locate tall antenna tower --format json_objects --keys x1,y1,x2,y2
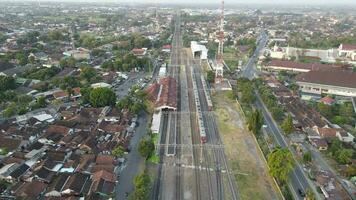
[{"x1": 215, "y1": 0, "x2": 224, "y2": 81}]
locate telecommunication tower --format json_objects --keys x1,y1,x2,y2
[{"x1": 215, "y1": 0, "x2": 224, "y2": 82}]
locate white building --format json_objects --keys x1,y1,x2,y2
[
  {"x1": 151, "y1": 111, "x2": 161, "y2": 134},
  {"x1": 191, "y1": 41, "x2": 208, "y2": 60},
  {"x1": 91, "y1": 82, "x2": 112, "y2": 89}
]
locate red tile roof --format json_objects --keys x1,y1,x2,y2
[
  {"x1": 146, "y1": 77, "x2": 177, "y2": 110},
  {"x1": 46, "y1": 125, "x2": 70, "y2": 135},
  {"x1": 131, "y1": 48, "x2": 146, "y2": 56},
  {"x1": 92, "y1": 170, "x2": 116, "y2": 183},
  {"x1": 95, "y1": 155, "x2": 115, "y2": 165},
  {"x1": 15, "y1": 181, "x2": 47, "y2": 199},
  {"x1": 320, "y1": 96, "x2": 335, "y2": 105},
  {"x1": 340, "y1": 44, "x2": 356, "y2": 51},
  {"x1": 317, "y1": 127, "x2": 347, "y2": 138},
  {"x1": 162, "y1": 44, "x2": 172, "y2": 49},
  {"x1": 296, "y1": 70, "x2": 356, "y2": 89},
  {"x1": 267, "y1": 60, "x2": 340, "y2": 71}
]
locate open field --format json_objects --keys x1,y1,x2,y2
[{"x1": 212, "y1": 91, "x2": 283, "y2": 200}]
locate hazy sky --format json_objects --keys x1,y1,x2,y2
[{"x1": 14, "y1": 0, "x2": 356, "y2": 4}]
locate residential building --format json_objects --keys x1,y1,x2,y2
[{"x1": 296, "y1": 71, "x2": 356, "y2": 98}]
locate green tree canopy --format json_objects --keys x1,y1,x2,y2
[
  {"x1": 80, "y1": 66, "x2": 97, "y2": 83},
  {"x1": 0, "y1": 76, "x2": 16, "y2": 91},
  {"x1": 89, "y1": 87, "x2": 116, "y2": 107},
  {"x1": 129, "y1": 170, "x2": 151, "y2": 200},
  {"x1": 335, "y1": 149, "x2": 353, "y2": 164},
  {"x1": 59, "y1": 76, "x2": 80, "y2": 91},
  {"x1": 60, "y1": 57, "x2": 76, "y2": 68},
  {"x1": 206, "y1": 70, "x2": 215, "y2": 83},
  {"x1": 112, "y1": 145, "x2": 125, "y2": 157},
  {"x1": 303, "y1": 151, "x2": 312, "y2": 164},
  {"x1": 267, "y1": 148, "x2": 295, "y2": 182},
  {"x1": 138, "y1": 138, "x2": 155, "y2": 159},
  {"x1": 281, "y1": 114, "x2": 294, "y2": 134},
  {"x1": 247, "y1": 109, "x2": 264, "y2": 135}
]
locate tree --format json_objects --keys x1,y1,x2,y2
[
  {"x1": 241, "y1": 86, "x2": 255, "y2": 104},
  {"x1": 267, "y1": 148, "x2": 295, "y2": 182},
  {"x1": 89, "y1": 87, "x2": 116, "y2": 107},
  {"x1": 281, "y1": 114, "x2": 294, "y2": 134},
  {"x1": 329, "y1": 138, "x2": 342, "y2": 155},
  {"x1": 59, "y1": 57, "x2": 76, "y2": 68},
  {"x1": 112, "y1": 145, "x2": 125, "y2": 157},
  {"x1": 317, "y1": 103, "x2": 333, "y2": 118},
  {"x1": 80, "y1": 66, "x2": 96, "y2": 83},
  {"x1": 306, "y1": 188, "x2": 316, "y2": 200},
  {"x1": 335, "y1": 149, "x2": 353, "y2": 164},
  {"x1": 271, "y1": 106, "x2": 284, "y2": 122},
  {"x1": 345, "y1": 165, "x2": 356, "y2": 177},
  {"x1": 339, "y1": 103, "x2": 354, "y2": 121},
  {"x1": 3, "y1": 103, "x2": 17, "y2": 118},
  {"x1": 247, "y1": 109, "x2": 264, "y2": 135},
  {"x1": 31, "y1": 96, "x2": 47, "y2": 109},
  {"x1": 16, "y1": 52, "x2": 28, "y2": 66},
  {"x1": 28, "y1": 55, "x2": 36, "y2": 64},
  {"x1": 60, "y1": 76, "x2": 80, "y2": 91},
  {"x1": 129, "y1": 171, "x2": 151, "y2": 200},
  {"x1": 0, "y1": 75, "x2": 16, "y2": 91},
  {"x1": 138, "y1": 138, "x2": 155, "y2": 159},
  {"x1": 206, "y1": 70, "x2": 215, "y2": 83},
  {"x1": 80, "y1": 87, "x2": 92, "y2": 104},
  {"x1": 101, "y1": 60, "x2": 115, "y2": 70},
  {"x1": 303, "y1": 151, "x2": 312, "y2": 164}
]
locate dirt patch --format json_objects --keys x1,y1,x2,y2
[{"x1": 213, "y1": 91, "x2": 283, "y2": 200}]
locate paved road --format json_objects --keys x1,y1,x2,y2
[
  {"x1": 241, "y1": 31, "x2": 268, "y2": 79},
  {"x1": 115, "y1": 112, "x2": 148, "y2": 200},
  {"x1": 114, "y1": 72, "x2": 146, "y2": 99},
  {"x1": 255, "y1": 94, "x2": 314, "y2": 200},
  {"x1": 241, "y1": 31, "x2": 321, "y2": 200}
]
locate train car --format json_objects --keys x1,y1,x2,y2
[
  {"x1": 201, "y1": 75, "x2": 213, "y2": 111},
  {"x1": 192, "y1": 70, "x2": 208, "y2": 144}
]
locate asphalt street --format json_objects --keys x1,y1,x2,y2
[
  {"x1": 115, "y1": 112, "x2": 148, "y2": 200},
  {"x1": 241, "y1": 31, "x2": 321, "y2": 200}
]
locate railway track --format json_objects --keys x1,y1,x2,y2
[
  {"x1": 153, "y1": 112, "x2": 169, "y2": 200},
  {"x1": 192, "y1": 58, "x2": 239, "y2": 200},
  {"x1": 185, "y1": 52, "x2": 202, "y2": 200}
]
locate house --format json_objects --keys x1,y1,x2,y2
[
  {"x1": 131, "y1": 48, "x2": 147, "y2": 57},
  {"x1": 61, "y1": 173, "x2": 92, "y2": 196},
  {"x1": 313, "y1": 126, "x2": 354, "y2": 143},
  {"x1": 319, "y1": 96, "x2": 335, "y2": 105},
  {"x1": 8, "y1": 163, "x2": 30, "y2": 181},
  {"x1": 338, "y1": 44, "x2": 356, "y2": 61},
  {"x1": 90, "y1": 170, "x2": 117, "y2": 195},
  {"x1": 0, "y1": 163, "x2": 19, "y2": 179},
  {"x1": 63, "y1": 48, "x2": 90, "y2": 60},
  {"x1": 53, "y1": 87, "x2": 81, "y2": 100},
  {"x1": 162, "y1": 44, "x2": 171, "y2": 53},
  {"x1": 91, "y1": 82, "x2": 112, "y2": 89},
  {"x1": 12, "y1": 180, "x2": 47, "y2": 199},
  {"x1": 309, "y1": 137, "x2": 328, "y2": 151}
]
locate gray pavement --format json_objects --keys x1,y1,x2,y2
[
  {"x1": 115, "y1": 111, "x2": 148, "y2": 200},
  {"x1": 255, "y1": 92, "x2": 321, "y2": 200},
  {"x1": 241, "y1": 31, "x2": 321, "y2": 200}
]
